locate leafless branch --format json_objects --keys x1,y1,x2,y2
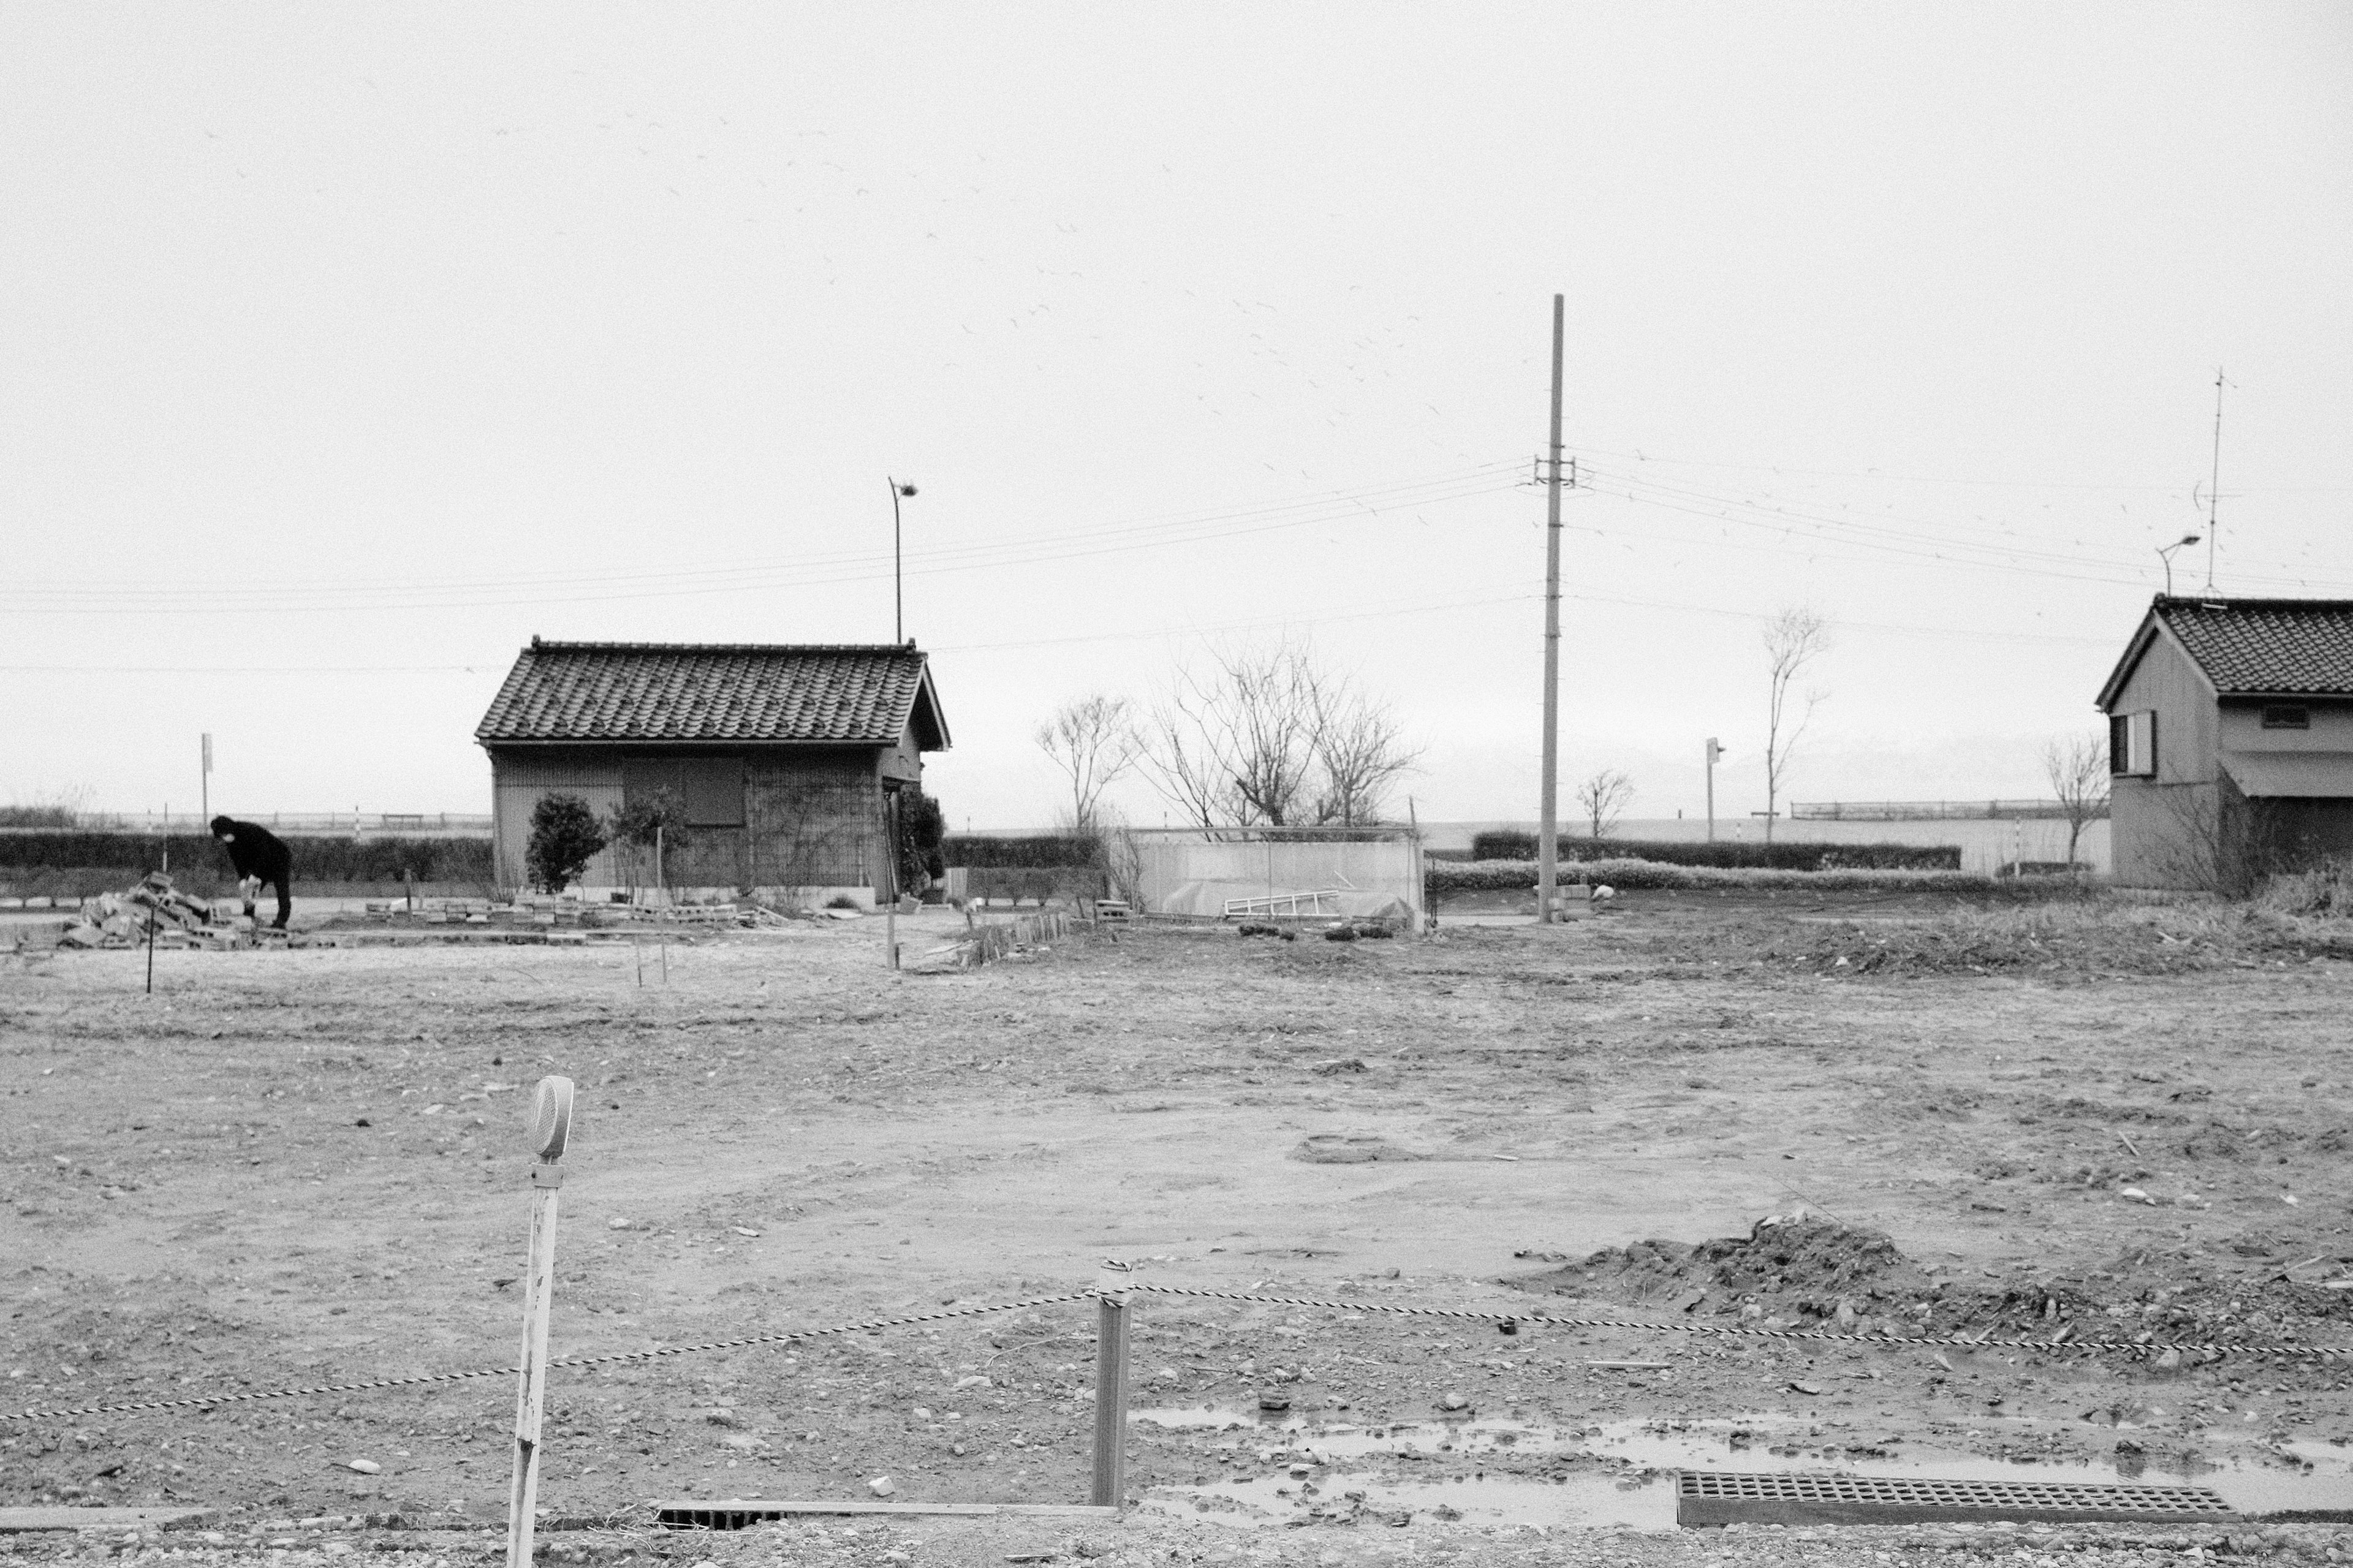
[
  {"x1": 1760, "y1": 606, "x2": 1832, "y2": 843},
  {"x1": 1575, "y1": 768, "x2": 1635, "y2": 839}
]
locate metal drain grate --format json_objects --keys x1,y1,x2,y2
[{"x1": 1677, "y1": 1471, "x2": 2237, "y2": 1528}]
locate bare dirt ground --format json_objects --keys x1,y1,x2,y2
[{"x1": 6, "y1": 893, "x2": 2353, "y2": 1566}]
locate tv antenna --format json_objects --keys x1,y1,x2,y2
[{"x1": 2194, "y1": 368, "x2": 2229, "y2": 591}]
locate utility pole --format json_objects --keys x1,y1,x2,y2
[
  {"x1": 1537, "y1": 294, "x2": 1567, "y2": 924},
  {"x1": 1705, "y1": 738, "x2": 1722, "y2": 843},
  {"x1": 888, "y1": 479, "x2": 918, "y2": 643},
  {"x1": 200, "y1": 733, "x2": 212, "y2": 825}
]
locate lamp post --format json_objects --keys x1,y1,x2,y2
[
  {"x1": 888, "y1": 479, "x2": 918, "y2": 643},
  {"x1": 1705, "y1": 738, "x2": 1724, "y2": 843},
  {"x1": 2156, "y1": 534, "x2": 2202, "y2": 596}
]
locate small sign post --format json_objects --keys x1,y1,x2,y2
[{"x1": 506, "y1": 1076, "x2": 574, "y2": 1568}]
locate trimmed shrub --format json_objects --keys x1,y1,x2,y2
[
  {"x1": 942, "y1": 834, "x2": 1101, "y2": 869},
  {"x1": 1428, "y1": 857, "x2": 2052, "y2": 895},
  {"x1": 0, "y1": 830, "x2": 493, "y2": 882},
  {"x1": 1464, "y1": 832, "x2": 1959, "y2": 871},
  {"x1": 528, "y1": 795, "x2": 607, "y2": 894}
]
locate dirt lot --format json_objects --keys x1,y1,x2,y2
[{"x1": 5, "y1": 893, "x2": 2353, "y2": 1565}]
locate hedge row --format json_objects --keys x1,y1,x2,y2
[
  {"x1": 1466, "y1": 832, "x2": 1961, "y2": 871},
  {"x1": 1430, "y1": 857, "x2": 2021, "y2": 894},
  {"x1": 0, "y1": 831, "x2": 494, "y2": 882},
  {"x1": 941, "y1": 835, "x2": 1101, "y2": 869}
]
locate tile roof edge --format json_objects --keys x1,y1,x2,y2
[
  {"x1": 521, "y1": 640, "x2": 928, "y2": 655},
  {"x1": 2154, "y1": 596, "x2": 2353, "y2": 613}
]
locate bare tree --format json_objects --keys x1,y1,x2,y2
[
  {"x1": 1576, "y1": 768, "x2": 1635, "y2": 840},
  {"x1": 1308, "y1": 678, "x2": 1421, "y2": 826},
  {"x1": 1760, "y1": 607, "x2": 1832, "y2": 843},
  {"x1": 2042, "y1": 733, "x2": 2110, "y2": 870},
  {"x1": 1035, "y1": 694, "x2": 1142, "y2": 835},
  {"x1": 1139, "y1": 643, "x2": 1417, "y2": 828}
]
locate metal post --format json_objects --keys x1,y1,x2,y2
[
  {"x1": 1090, "y1": 1260, "x2": 1134, "y2": 1509},
  {"x1": 507, "y1": 1077, "x2": 573, "y2": 1568},
  {"x1": 1537, "y1": 294, "x2": 1566, "y2": 923}
]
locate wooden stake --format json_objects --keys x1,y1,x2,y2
[
  {"x1": 507, "y1": 1077, "x2": 574, "y2": 1568},
  {"x1": 1090, "y1": 1261, "x2": 1134, "y2": 1510},
  {"x1": 144, "y1": 898, "x2": 156, "y2": 994},
  {"x1": 634, "y1": 940, "x2": 643, "y2": 988}
]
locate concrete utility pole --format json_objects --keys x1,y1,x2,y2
[{"x1": 1537, "y1": 295, "x2": 1566, "y2": 923}]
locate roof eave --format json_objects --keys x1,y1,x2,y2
[{"x1": 480, "y1": 735, "x2": 906, "y2": 748}]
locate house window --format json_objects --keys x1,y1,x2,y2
[
  {"x1": 2262, "y1": 705, "x2": 2311, "y2": 730},
  {"x1": 2110, "y1": 710, "x2": 2156, "y2": 777}
]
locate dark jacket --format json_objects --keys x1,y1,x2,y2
[{"x1": 210, "y1": 817, "x2": 294, "y2": 883}]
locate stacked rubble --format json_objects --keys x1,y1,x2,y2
[{"x1": 56, "y1": 873, "x2": 250, "y2": 950}]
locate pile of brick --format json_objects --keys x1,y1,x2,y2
[{"x1": 56, "y1": 873, "x2": 247, "y2": 950}]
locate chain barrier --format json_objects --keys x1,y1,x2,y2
[
  {"x1": 8, "y1": 1270, "x2": 2336, "y2": 1428},
  {"x1": 0, "y1": 1290, "x2": 1095, "y2": 1425},
  {"x1": 1123, "y1": 1281, "x2": 2349, "y2": 1362}
]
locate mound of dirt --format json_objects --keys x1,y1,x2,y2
[
  {"x1": 1510, "y1": 1216, "x2": 2353, "y2": 1353},
  {"x1": 1776, "y1": 922, "x2": 2226, "y2": 977},
  {"x1": 1514, "y1": 1216, "x2": 1934, "y2": 1327}
]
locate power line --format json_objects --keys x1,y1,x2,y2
[{"x1": 1, "y1": 461, "x2": 1528, "y2": 612}]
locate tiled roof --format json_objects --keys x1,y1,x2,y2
[
  {"x1": 2156, "y1": 598, "x2": 2353, "y2": 695},
  {"x1": 475, "y1": 641, "x2": 949, "y2": 748}
]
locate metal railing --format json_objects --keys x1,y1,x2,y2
[{"x1": 1792, "y1": 800, "x2": 2105, "y2": 822}]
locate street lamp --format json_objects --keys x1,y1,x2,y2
[
  {"x1": 1705, "y1": 738, "x2": 1724, "y2": 843},
  {"x1": 888, "y1": 479, "x2": 919, "y2": 644},
  {"x1": 2156, "y1": 534, "x2": 2202, "y2": 596}
]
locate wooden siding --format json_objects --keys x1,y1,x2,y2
[
  {"x1": 488, "y1": 744, "x2": 892, "y2": 895},
  {"x1": 489, "y1": 752, "x2": 625, "y2": 889},
  {"x1": 2107, "y1": 626, "x2": 2220, "y2": 888},
  {"x1": 2218, "y1": 698, "x2": 2353, "y2": 754}
]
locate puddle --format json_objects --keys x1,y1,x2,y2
[{"x1": 1134, "y1": 1407, "x2": 2353, "y2": 1531}]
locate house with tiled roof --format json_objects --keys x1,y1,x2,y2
[
  {"x1": 2096, "y1": 597, "x2": 2353, "y2": 888},
  {"x1": 475, "y1": 640, "x2": 949, "y2": 901}
]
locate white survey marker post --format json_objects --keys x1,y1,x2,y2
[{"x1": 507, "y1": 1075, "x2": 574, "y2": 1568}]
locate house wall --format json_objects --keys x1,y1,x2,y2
[
  {"x1": 746, "y1": 750, "x2": 890, "y2": 896},
  {"x1": 489, "y1": 752, "x2": 626, "y2": 889},
  {"x1": 2218, "y1": 699, "x2": 2353, "y2": 752},
  {"x1": 877, "y1": 724, "x2": 926, "y2": 786},
  {"x1": 2107, "y1": 629, "x2": 2221, "y2": 888},
  {"x1": 488, "y1": 744, "x2": 893, "y2": 896}
]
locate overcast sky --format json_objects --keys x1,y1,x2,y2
[{"x1": 6, "y1": 5, "x2": 2349, "y2": 828}]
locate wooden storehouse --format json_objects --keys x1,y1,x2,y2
[{"x1": 475, "y1": 639, "x2": 949, "y2": 903}]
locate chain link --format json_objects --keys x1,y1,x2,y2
[
  {"x1": 0, "y1": 1291, "x2": 1094, "y2": 1425},
  {"x1": 10, "y1": 1270, "x2": 2336, "y2": 1428}
]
